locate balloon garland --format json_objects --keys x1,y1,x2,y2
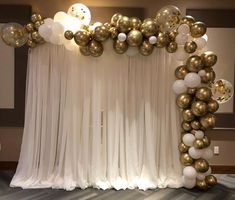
[{"x1": 0, "y1": 4, "x2": 234, "y2": 190}]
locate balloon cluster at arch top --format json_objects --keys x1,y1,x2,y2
[{"x1": 0, "y1": 4, "x2": 234, "y2": 190}]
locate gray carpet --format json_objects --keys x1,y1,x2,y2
[{"x1": 0, "y1": 171, "x2": 235, "y2": 200}]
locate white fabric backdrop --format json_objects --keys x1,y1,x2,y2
[{"x1": 10, "y1": 41, "x2": 183, "y2": 191}]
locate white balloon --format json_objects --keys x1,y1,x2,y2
[
  {"x1": 64, "y1": 40, "x2": 77, "y2": 51},
  {"x1": 195, "y1": 130, "x2": 204, "y2": 139},
  {"x1": 197, "y1": 173, "x2": 205, "y2": 180},
  {"x1": 178, "y1": 24, "x2": 190, "y2": 35},
  {"x1": 183, "y1": 166, "x2": 197, "y2": 179},
  {"x1": 194, "y1": 37, "x2": 206, "y2": 49},
  {"x1": 183, "y1": 133, "x2": 195, "y2": 147},
  {"x1": 44, "y1": 18, "x2": 54, "y2": 25},
  {"x1": 51, "y1": 22, "x2": 64, "y2": 35},
  {"x1": 90, "y1": 22, "x2": 103, "y2": 31},
  {"x1": 203, "y1": 167, "x2": 212, "y2": 176},
  {"x1": 38, "y1": 24, "x2": 52, "y2": 42},
  {"x1": 62, "y1": 16, "x2": 81, "y2": 32},
  {"x1": 118, "y1": 33, "x2": 127, "y2": 42},
  {"x1": 50, "y1": 34, "x2": 63, "y2": 45},
  {"x1": 174, "y1": 47, "x2": 189, "y2": 61},
  {"x1": 149, "y1": 36, "x2": 157, "y2": 44},
  {"x1": 183, "y1": 176, "x2": 196, "y2": 189},
  {"x1": 198, "y1": 70, "x2": 206, "y2": 77},
  {"x1": 54, "y1": 11, "x2": 67, "y2": 23},
  {"x1": 175, "y1": 34, "x2": 188, "y2": 45},
  {"x1": 202, "y1": 34, "x2": 208, "y2": 42},
  {"x1": 126, "y1": 47, "x2": 138, "y2": 56},
  {"x1": 202, "y1": 148, "x2": 213, "y2": 160},
  {"x1": 184, "y1": 72, "x2": 201, "y2": 88},
  {"x1": 172, "y1": 80, "x2": 187, "y2": 94},
  {"x1": 188, "y1": 146, "x2": 202, "y2": 159}
]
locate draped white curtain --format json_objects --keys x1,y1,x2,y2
[{"x1": 10, "y1": 42, "x2": 183, "y2": 191}]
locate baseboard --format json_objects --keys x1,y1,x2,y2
[
  {"x1": 211, "y1": 165, "x2": 235, "y2": 174},
  {"x1": 0, "y1": 161, "x2": 18, "y2": 171}
]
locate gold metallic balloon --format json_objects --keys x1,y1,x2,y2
[
  {"x1": 190, "y1": 22, "x2": 207, "y2": 38},
  {"x1": 180, "y1": 15, "x2": 195, "y2": 27},
  {"x1": 201, "y1": 68, "x2": 216, "y2": 84},
  {"x1": 31, "y1": 31, "x2": 43, "y2": 43},
  {"x1": 103, "y1": 22, "x2": 111, "y2": 30},
  {"x1": 202, "y1": 136, "x2": 211, "y2": 148},
  {"x1": 34, "y1": 20, "x2": 44, "y2": 30},
  {"x1": 127, "y1": 29, "x2": 143, "y2": 47},
  {"x1": 31, "y1": 13, "x2": 42, "y2": 23},
  {"x1": 205, "y1": 175, "x2": 217, "y2": 186},
  {"x1": 175, "y1": 65, "x2": 189, "y2": 79},
  {"x1": 191, "y1": 120, "x2": 201, "y2": 130},
  {"x1": 201, "y1": 51, "x2": 217, "y2": 67},
  {"x1": 196, "y1": 179, "x2": 208, "y2": 190},
  {"x1": 25, "y1": 22, "x2": 35, "y2": 33},
  {"x1": 109, "y1": 27, "x2": 119, "y2": 39},
  {"x1": 194, "y1": 139, "x2": 204, "y2": 149},
  {"x1": 94, "y1": 25, "x2": 110, "y2": 42},
  {"x1": 113, "y1": 39, "x2": 128, "y2": 54},
  {"x1": 111, "y1": 13, "x2": 123, "y2": 27},
  {"x1": 139, "y1": 40, "x2": 154, "y2": 56},
  {"x1": 187, "y1": 88, "x2": 197, "y2": 95},
  {"x1": 141, "y1": 18, "x2": 158, "y2": 37},
  {"x1": 196, "y1": 87, "x2": 212, "y2": 102},
  {"x1": 117, "y1": 16, "x2": 130, "y2": 33},
  {"x1": 64, "y1": 30, "x2": 74, "y2": 40},
  {"x1": 180, "y1": 153, "x2": 194, "y2": 166},
  {"x1": 168, "y1": 30, "x2": 178, "y2": 41},
  {"x1": 130, "y1": 17, "x2": 142, "y2": 30},
  {"x1": 155, "y1": 32, "x2": 169, "y2": 48},
  {"x1": 182, "y1": 109, "x2": 195, "y2": 122},
  {"x1": 178, "y1": 142, "x2": 189, "y2": 153},
  {"x1": 89, "y1": 40, "x2": 103, "y2": 57},
  {"x1": 184, "y1": 41, "x2": 197, "y2": 53},
  {"x1": 186, "y1": 55, "x2": 203, "y2": 72},
  {"x1": 191, "y1": 101, "x2": 208, "y2": 117},
  {"x1": 166, "y1": 41, "x2": 177, "y2": 53},
  {"x1": 200, "y1": 113, "x2": 216, "y2": 130},
  {"x1": 74, "y1": 30, "x2": 91, "y2": 46},
  {"x1": 194, "y1": 158, "x2": 209, "y2": 173},
  {"x1": 27, "y1": 39, "x2": 37, "y2": 48},
  {"x1": 207, "y1": 99, "x2": 219, "y2": 113},
  {"x1": 79, "y1": 46, "x2": 91, "y2": 56},
  {"x1": 182, "y1": 121, "x2": 192, "y2": 132},
  {"x1": 176, "y1": 93, "x2": 192, "y2": 109}
]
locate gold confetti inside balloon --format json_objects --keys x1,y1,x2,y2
[{"x1": 211, "y1": 79, "x2": 234, "y2": 104}]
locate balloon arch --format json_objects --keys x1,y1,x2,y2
[{"x1": 1, "y1": 4, "x2": 234, "y2": 190}]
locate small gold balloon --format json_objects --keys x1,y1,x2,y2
[
  {"x1": 155, "y1": 32, "x2": 169, "y2": 48},
  {"x1": 94, "y1": 25, "x2": 110, "y2": 42},
  {"x1": 109, "y1": 27, "x2": 119, "y2": 39},
  {"x1": 196, "y1": 179, "x2": 208, "y2": 190},
  {"x1": 187, "y1": 88, "x2": 197, "y2": 95},
  {"x1": 194, "y1": 158, "x2": 209, "y2": 173},
  {"x1": 31, "y1": 31, "x2": 43, "y2": 43},
  {"x1": 202, "y1": 136, "x2": 211, "y2": 148},
  {"x1": 74, "y1": 30, "x2": 91, "y2": 46},
  {"x1": 191, "y1": 21, "x2": 207, "y2": 38},
  {"x1": 201, "y1": 68, "x2": 216, "y2": 84},
  {"x1": 139, "y1": 40, "x2": 154, "y2": 56},
  {"x1": 111, "y1": 13, "x2": 123, "y2": 27},
  {"x1": 176, "y1": 93, "x2": 192, "y2": 109},
  {"x1": 166, "y1": 41, "x2": 177, "y2": 53},
  {"x1": 64, "y1": 30, "x2": 74, "y2": 40},
  {"x1": 89, "y1": 40, "x2": 103, "y2": 57},
  {"x1": 207, "y1": 99, "x2": 219, "y2": 113},
  {"x1": 191, "y1": 120, "x2": 201, "y2": 130},
  {"x1": 141, "y1": 18, "x2": 158, "y2": 37},
  {"x1": 194, "y1": 139, "x2": 204, "y2": 149},
  {"x1": 201, "y1": 51, "x2": 217, "y2": 67},
  {"x1": 180, "y1": 15, "x2": 195, "y2": 27},
  {"x1": 103, "y1": 22, "x2": 111, "y2": 29},
  {"x1": 186, "y1": 55, "x2": 203, "y2": 72},
  {"x1": 79, "y1": 46, "x2": 91, "y2": 56},
  {"x1": 130, "y1": 17, "x2": 142, "y2": 30},
  {"x1": 200, "y1": 113, "x2": 216, "y2": 130},
  {"x1": 25, "y1": 23, "x2": 35, "y2": 33},
  {"x1": 205, "y1": 175, "x2": 217, "y2": 186},
  {"x1": 34, "y1": 20, "x2": 44, "y2": 30},
  {"x1": 127, "y1": 29, "x2": 143, "y2": 47},
  {"x1": 178, "y1": 142, "x2": 189, "y2": 153},
  {"x1": 168, "y1": 30, "x2": 178, "y2": 41},
  {"x1": 191, "y1": 101, "x2": 208, "y2": 117},
  {"x1": 180, "y1": 153, "x2": 194, "y2": 166},
  {"x1": 196, "y1": 87, "x2": 212, "y2": 102},
  {"x1": 113, "y1": 39, "x2": 128, "y2": 54},
  {"x1": 184, "y1": 41, "x2": 197, "y2": 53},
  {"x1": 182, "y1": 109, "x2": 195, "y2": 122},
  {"x1": 27, "y1": 39, "x2": 37, "y2": 48},
  {"x1": 117, "y1": 16, "x2": 130, "y2": 33},
  {"x1": 175, "y1": 65, "x2": 189, "y2": 79},
  {"x1": 31, "y1": 13, "x2": 42, "y2": 23},
  {"x1": 182, "y1": 121, "x2": 192, "y2": 132}
]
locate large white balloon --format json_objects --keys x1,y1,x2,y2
[
  {"x1": 172, "y1": 80, "x2": 187, "y2": 94},
  {"x1": 44, "y1": 18, "x2": 54, "y2": 25},
  {"x1": 50, "y1": 34, "x2": 63, "y2": 45},
  {"x1": 118, "y1": 33, "x2": 127, "y2": 42},
  {"x1": 38, "y1": 24, "x2": 52, "y2": 42},
  {"x1": 197, "y1": 173, "x2": 205, "y2": 181},
  {"x1": 178, "y1": 24, "x2": 190, "y2": 35},
  {"x1": 51, "y1": 22, "x2": 64, "y2": 35},
  {"x1": 195, "y1": 130, "x2": 204, "y2": 139},
  {"x1": 194, "y1": 37, "x2": 207, "y2": 49},
  {"x1": 174, "y1": 47, "x2": 189, "y2": 61},
  {"x1": 183, "y1": 133, "x2": 195, "y2": 147},
  {"x1": 183, "y1": 166, "x2": 197, "y2": 179},
  {"x1": 126, "y1": 47, "x2": 139, "y2": 56},
  {"x1": 175, "y1": 34, "x2": 188, "y2": 45},
  {"x1": 54, "y1": 11, "x2": 67, "y2": 23},
  {"x1": 188, "y1": 146, "x2": 202, "y2": 159},
  {"x1": 202, "y1": 148, "x2": 213, "y2": 160},
  {"x1": 183, "y1": 176, "x2": 196, "y2": 189},
  {"x1": 184, "y1": 72, "x2": 201, "y2": 88}
]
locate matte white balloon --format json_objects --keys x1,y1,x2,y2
[
  {"x1": 203, "y1": 167, "x2": 212, "y2": 176},
  {"x1": 195, "y1": 130, "x2": 204, "y2": 139},
  {"x1": 44, "y1": 18, "x2": 54, "y2": 25},
  {"x1": 50, "y1": 34, "x2": 63, "y2": 45},
  {"x1": 51, "y1": 22, "x2": 64, "y2": 35},
  {"x1": 184, "y1": 72, "x2": 201, "y2": 88},
  {"x1": 202, "y1": 34, "x2": 208, "y2": 42},
  {"x1": 202, "y1": 148, "x2": 213, "y2": 160},
  {"x1": 178, "y1": 24, "x2": 190, "y2": 35},
  {"x1": 149, "y1": 36, "x2": 157, "y2": 44},
  {"x1": 194, "y1": 37, "x2": 206, "y2": 49},
  {"x1": 38, "y1": 24, "x2": 52, "y2": 42},
  {"x1": 174, "y1": 47, "x2": 189, "y2": 61},
  {"x1": 175, "y1": 34, "x2": 188, "y2": 45},
  {"x1": 54, "y1": 11, "x2": 67, "y2": 23},
  {"x1": 188, "y1": 146, "x2": 202, "y2": 159},
  {"x1": 90, "y1": 22, "x2": 103, "y2": 31},
  {"x1": 183, "y1": 133, "x2": 195, "y2": 147},
  {"x1": 172, "y1": 80, "x2": 187, "y2": 94},
  {"x1": 183, "y1": 176, "x2": 196, "y2": 189},
  {"x1": 183, "y1": 166, "x2": 197, "y2": 179},
  {"x1": 197, "y1": 173, "x2": 205, "y2": 181},
  {"x1": 198, "y1": 70, "x2": 206, "y2": 77},
  {"x1": 118, "y1": 33, "x2": 127, "y2": 42}
]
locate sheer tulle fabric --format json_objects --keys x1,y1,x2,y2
[{"x1": 10, "y1": 42, "x2": 183, "y2": 191}]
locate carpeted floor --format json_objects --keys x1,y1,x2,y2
[{"x1": 0, "y1": 171, "x2": 235, "y2": 200}]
